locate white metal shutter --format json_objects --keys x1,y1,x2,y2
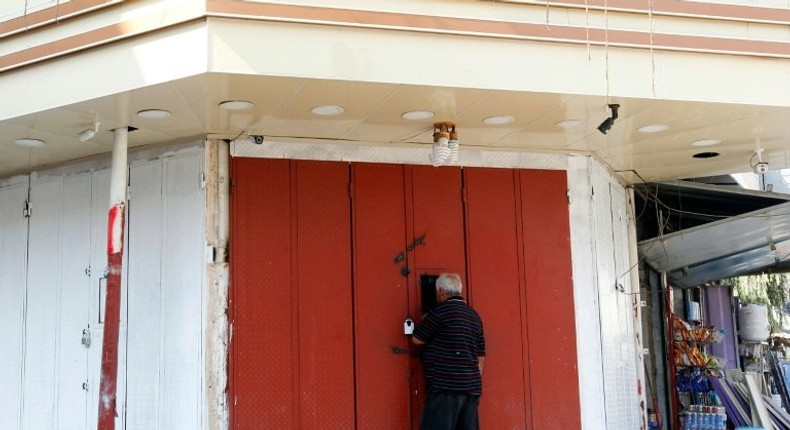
[
  {"x1": 568, "y1": 157, "x2": 642, "y2": 430},
  {"x1": 0, "y1": 178, "x2": 29, "y2": 430},
  {"x1": 591, "y1": 163, "x2": 641, "y2": 430},
  {"x1": 125, "y1": 151, "x2": 205, "y2": 430},
  {"x1": 57, "y1": 174, "x2": 93, "y2": 428},
  {"x1": 1, "y1": 145, "x2": 205, "y2": 430}
]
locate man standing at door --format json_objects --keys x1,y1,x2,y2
[{"x1": 412, "y1": 273, "x2": 486, "y2": 430}]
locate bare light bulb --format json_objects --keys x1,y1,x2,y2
[
  {"x1": 448, "y1": 138, "x2": 459, "y2": 164},
  {"x1": 430, "y1": 133, "x2": 451, "y2": 166}
]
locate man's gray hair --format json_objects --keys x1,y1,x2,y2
[{"x1": 436, "y1": 273, "x2": 463, "y2": 295}]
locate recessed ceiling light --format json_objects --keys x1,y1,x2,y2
[
  {"x1": 401, "y1": 110, "x2": 435, "y2": 121},
  {"x1": 137, "y1": 109, "x2": 171, "y2": 119},
  {"x1": 14, "y1": 138, "x2": 45, "y2": 148},
  {"x1": 219, "y1": 100, "x2": 254, "y2": 110},
  {"x1": 556, "y1": 119, "x2": 585, "y2": 129},
  {"x1": 691, "y1": 138, "x2": 721, "y2": 147},
  {"x1": 693, "y1": 151, "x2": 720, "y2": 159},
  {"x1": 310, "y1": 105, "x2": 344, "y2": 116},
  {"x1": 638, "y1": 124, "x2": 669, "y2": 133},
  {"x1": 483, "y1": 115, "x2": 515, "y2": 125}
]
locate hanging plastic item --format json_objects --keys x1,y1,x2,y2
[{"x1": 738, "y1": 304, "x2": 770, "y2": 342}]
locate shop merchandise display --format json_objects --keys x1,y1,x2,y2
[
  {"x1": 672, "y1": 317, "x2": 728, "y2": 430},
  {"x1": 674, "y1": 319, "x2": 726, "y2": 369}
]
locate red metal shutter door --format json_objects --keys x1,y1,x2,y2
[
  {"x1": 295, "y1": 161, "x2": 355, "y2": 429},
  {"x1": 464, "y1": 167, "x2": 530, "y2": 429},
  {"x1": 352, "y1": 163, "x2": 412, "y2": 429},
  {"x1": 519, "y1": 169, "x2": 581, "y2": 429},
  {"x1": 230, "y1": 158, "x2": 295, "y2": 429},
  {"x1": 409, "y1": 166, "x2": 466, "y2": 275},
  {"x1": 408, "y1": 166, "x2": 467, "y2": 428}
]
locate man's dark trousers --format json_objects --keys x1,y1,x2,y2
[{"x1": 419, "y1": 391, "x2": 481, "y2": 430}]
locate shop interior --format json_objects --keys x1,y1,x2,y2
[{"x1": 636, "y1": 180, "x2": 790, "y2": 430}]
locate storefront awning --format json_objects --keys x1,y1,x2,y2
[{"x1": 637, "y1": 181, "x2": 790, "y2": 288}]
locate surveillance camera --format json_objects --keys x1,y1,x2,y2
[
  {"x1": 230, "y1": 135, "x2": 265, "y2": 145},
  {"x1": 755, "y1": 162, "x2": 770, "y2": 174},
  {"x1": 597, "y1": 118, "x2": 614, "y2": 135},
  {"x1": 596, "y1": 104, "x2": 620, "y2": 135}
]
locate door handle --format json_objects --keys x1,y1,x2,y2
[{"x1": 390, "y1": 346, "x2": 410, "y2": 355}]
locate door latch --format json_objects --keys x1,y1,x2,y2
[
  {"x1": 82, "y1": 381, "x2": 89, "y2": 391},
  {"x1": 81, "y1": 327, "x2": 91, "y2": 347}
]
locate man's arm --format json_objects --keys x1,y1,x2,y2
[
  {"x1": 477, "y1": 356, "x2": 485, "y2": 376},
  {"x1": 412, "y1": 311, "x2": 439, "y2": 346}
]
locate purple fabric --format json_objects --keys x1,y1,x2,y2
[{"x1": 704, "y1": 285, "x2": 739, "y2": 369}]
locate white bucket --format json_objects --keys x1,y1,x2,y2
[{"x1": 738, "y1": 304, "x2": 771, "y2": 341}]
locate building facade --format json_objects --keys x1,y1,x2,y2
[{"x1": 1, "y1": 0, "x2": 788, "y2": 429}]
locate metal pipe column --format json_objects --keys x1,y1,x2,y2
[{"x1": 97, "y1": 126, "x2": 128, "y2": 430}]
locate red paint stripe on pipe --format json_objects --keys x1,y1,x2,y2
[{"x1": 98, "y1": 206, "x2": 125, "y2": 430}]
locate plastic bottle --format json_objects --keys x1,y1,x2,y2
[{"x1": 647, "y1": 409, "x2": 659, "y2": 430}]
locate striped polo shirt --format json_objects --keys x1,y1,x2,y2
[{"x1": 413, "y1": 296, "x2": 486, "y2": 395}]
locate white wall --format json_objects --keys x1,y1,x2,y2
[
  {"x1": 0, "y1": 0, "x2": 67, "y2": 21},
  {"x1": 0, "y1": 143, "x2": 206, "y2": 430},
  {"x1": 569, "y1": 156, "x2": 645, "y2": 430}
]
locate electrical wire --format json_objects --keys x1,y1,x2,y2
[
  {"x1": 392, "y1": 127, "x2": 433, "y2": 144},
  {"x1": 636, "y1": 186, "x2": 790, "y2": 220},
  {"x1": 585, "y1": 0, "x2": 591, "y2": 61},
  {"x1": 545, "y1": 0, "x2": 552, "y2": 30},
  {"x1": 603, "y1": 0, "x2": 610, "y2": 104},
  {"x1": 749, "y1": 151, "x2": 758, "y2": 169},
  {"x1": 615, "y1": 182, "x2": 673, "y2": 295},
  {"x1": 648, "y1": 0, "x2": 656, "y2": 98},
  {"x1": 230, "y1": 129, "x2": 245, "y2": 142}
]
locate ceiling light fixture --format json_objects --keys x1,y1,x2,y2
[
  {"x1": 78, "y1": 121, "x2": 101, "y2": 142},
  {"x1": 429, "y1": 122, "x2": 459, "y2": 167},
  {"x1": 483, "y1": 115, "x2": 515, "y2": 125},
  {"x1": 310, "y1": 105, "x2": 344, "y2": 116},
  {"x1": 402, "y1": 110, "x2": 435, "y2": 121},
  {"x1": 691, "y1": 139, "x2": 721, "y2": 147},
  {"x1": 556, "y1": 119, "x2": 585, "y2": 129},
  {"x1": 15, "y1": 138, "x2": 46, "y2": 148},
  {"x1": 638, "y1": 124, "x2": 669, "y2": 134},
  {"x1": 219, "y1": 100, "x2": 254, "y2": 110},
  {"x1": 597, "y1": 104, "x2": 620, "y2": 135},
  {"x1": 137, "y1": 109, "x2": 171, "y2": 119}
]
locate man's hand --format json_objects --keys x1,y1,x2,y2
[{"x1": 478, "y1": 356, "x2": 485, "y2": 376}]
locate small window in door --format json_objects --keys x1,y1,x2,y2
[{"x1": 420, "y1": 274, "x2": 439, "y2": 316}]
